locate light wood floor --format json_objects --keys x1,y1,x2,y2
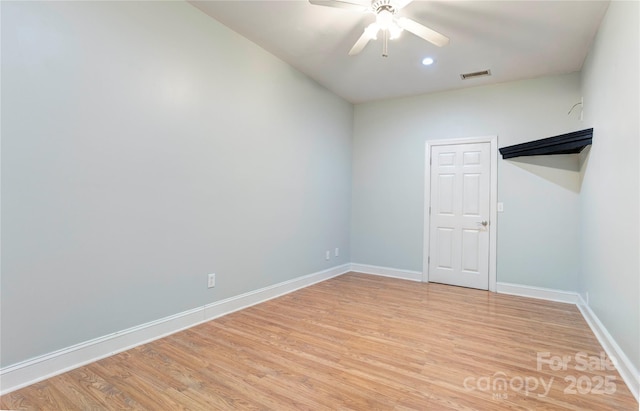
[{"x1": 2, "y1": 273, "x2": 637, "y2": 410}]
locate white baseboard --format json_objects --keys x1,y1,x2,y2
[
  {"x1": 350, "y1": 263, "x2": 422, "y2": 282},
  {"x1": 496, "y1": 282, "x2": 638, "y2": 402},
  {"x1": 3, "y1": 267, "x2": 637, "y2": 404},
  {"x1": 576, "y1": 295, "x2": 640, "y2": 402},
  {"x1": 0, "y1": 264, "x2": 350, "y2": 395},
  {"x1": 203, "y1": 264, "x2": 349, "y2": 320},
  {"x1": 496, "y1": 282, "x2": 579, "y2": 304}
]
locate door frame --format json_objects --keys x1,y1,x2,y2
[{"x1": 422, "y1": 136, "x2": 498, "y2": 291}]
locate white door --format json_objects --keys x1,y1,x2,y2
[{"x1": 428, "y1": 142, "x2": 491, "y2": 289}]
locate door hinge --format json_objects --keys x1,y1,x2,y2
[
  {"x1": 429, "y1": 206, "x2": 431, "y2": 215},
  {"x1": 428, "y1": 256, "x2": 430, "y2": 264}
]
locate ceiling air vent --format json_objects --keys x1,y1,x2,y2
[{"x1": 460, "y1": 70, "x2": 491, "y2": 80}]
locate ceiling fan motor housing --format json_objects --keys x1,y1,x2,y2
[{"x1": 372, "y1": 0, "x2": 397, "y2": 14}]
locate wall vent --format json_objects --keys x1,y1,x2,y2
[{"x1": 460, "y1": 70, "x2": 491, "y2": 80}]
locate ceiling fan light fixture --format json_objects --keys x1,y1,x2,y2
[
  {"x1": 376, "y1": 8, "x2": 394, "y2": 29},
  {"x1": 308, "y1": 0, "x2": 450, "y2": 56},
  {"x1": 364, "y1": 23, "x2": 380, "y2": 40},
  {"x1": 388, "y1": 23, "x2": 403, "y2": 39}
]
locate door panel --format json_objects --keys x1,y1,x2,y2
[
  {"x1": 461, "y1": 229, "x2": 479, "y2": 272},
  {"x1": 438, "y1": 174, "x2": 455, "y2": 214},
  {"x1": 463, "y1": 174, "x2": 480, "y2": 215},
  {"x1": 437, "y1": 228, "x2": 454, "y2": 269},
  {"x1": 429, "y1": 143, "x2": 490, "y2": 289}
]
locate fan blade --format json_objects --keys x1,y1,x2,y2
[
  {"x1": 309, "y1": 0, "x2": 369, "y2": 12},
  {"x1": 396, "y1": 17, "x2": 449, "y2": 47},
  {"x1": 349, "y1": 30, "x2": 373, "y2": 55},
  {"x1": 395, "y1": 0, "x2": 414, "y2": 9}
]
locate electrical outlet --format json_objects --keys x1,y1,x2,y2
[
  {"x1": 334, "y1": 247, "x2": 339, "y2": 257},
  {"x1": 325, "y1": 250, "x2": 331, "y2": 261},
  {"x1": 207, "y1": 273, "x2": 216, "y2": 288}
]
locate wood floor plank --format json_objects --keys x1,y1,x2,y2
[{"x1": 1, "y1": 273, "x2": 637, "y2": 410}]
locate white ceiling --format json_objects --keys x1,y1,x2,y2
[{"x1": 189, "y1": 0, "x2": 609, "y2": 103}]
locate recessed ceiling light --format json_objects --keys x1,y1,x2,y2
[{"x1": 422, "y1": 57, "x2": 434, "y2": 66}]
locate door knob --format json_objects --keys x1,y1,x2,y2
[{"x1": 478, "y1": 221, "x2": 488, "y2": 227}]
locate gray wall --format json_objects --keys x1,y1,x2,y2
[
  {"x1": 580, "y1": 0, "x2": 639, "y2": 371},
  {"x1": 351, "y1": 73, "x2": 583, "y2": 290},
  {"x1": 1, "y1": 1, "x2": 353, "y2": 367}
]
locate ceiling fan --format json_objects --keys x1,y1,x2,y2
[{"x1": 309, "y1": 0, "x2": 449, "y2": 57}]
